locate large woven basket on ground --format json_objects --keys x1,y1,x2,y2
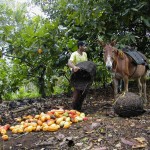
[
  {"x1": 70, "y1": 61, "x2": 96, "y2": 90},
  {"x1": 113, "y1": 92, "x2": 145, "y2": 117}
]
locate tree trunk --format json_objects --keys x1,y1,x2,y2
[
  {"x1": 0, "y1": 95, "x2": 2, "y2": 103},
  {"x1": 38, "y1": 66, "x2": 46, "y2": 98}
]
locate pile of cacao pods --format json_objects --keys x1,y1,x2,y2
[{"x1": 0, "y1": 109, "x2": 88, "y2": 141}]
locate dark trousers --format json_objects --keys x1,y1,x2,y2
[{"x1": 72, "y1": 88, "x2": 87, "y2": 111}]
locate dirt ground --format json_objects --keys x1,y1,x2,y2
[{"x1": 0, "y1": 80, "x2": 150, "y2": 150}]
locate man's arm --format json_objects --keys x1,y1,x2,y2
[{"x1": 68, "y1": 60, "x2": 80, "y2": 72}]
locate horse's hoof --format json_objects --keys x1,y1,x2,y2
[
  {"x1": 143, "y1": 99, "x2": 147, "y2": 105},
  {"x1": 121, "y1": 92, "x2": 126, "y2": 97}
]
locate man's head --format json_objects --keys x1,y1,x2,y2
[{"x1": 77, "y1": 41, "x2": 87, "y2": 51}]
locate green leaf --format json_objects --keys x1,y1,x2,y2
[
  {"x1": 141, "y1": 17, "x2": 150, "y2": 27},
  {"x1": 131, "y1": 8, "x2": 138, "y2": 12}
]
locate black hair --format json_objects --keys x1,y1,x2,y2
[{"x1": 77, "y1": 41, "x2": 86, "y2": 48}]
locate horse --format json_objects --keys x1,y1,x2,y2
[{"x1": 98, "y1": 40, "x2": 149, "y2": 104}]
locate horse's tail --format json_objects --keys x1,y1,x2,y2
[
  {"x1": 138, "y1": 52, "x2": 149, "y2": 70},
  {"x1": 146, "y1": 70, "x2": 150, "y2": 77}
]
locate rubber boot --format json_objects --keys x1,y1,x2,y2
[{"x1": 72, "y1": 88, "x2": 86, "y2": 111}]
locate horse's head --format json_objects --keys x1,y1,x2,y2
[{"x1": 98, "y1": 40, "x2": 117, "y2": 70}]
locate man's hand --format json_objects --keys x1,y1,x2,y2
[{"x1": 73, "y1": 66, "x2": 80, "y2": 72}]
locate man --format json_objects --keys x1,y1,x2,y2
[{"x1": 68, "y1": 41, "x2": 88, "y2": 111}]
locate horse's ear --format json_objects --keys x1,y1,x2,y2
[
  {"x1": 110, "y1": 40, "x2": 117, "y2": 46},
  {"x1": 97, "y1": 40, "x2": 106, "y2": 48}
]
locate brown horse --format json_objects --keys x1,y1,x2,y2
[{"x1": 98, "y1": 40, "x2": 148, "y2": 103}]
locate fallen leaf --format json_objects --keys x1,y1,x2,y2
[
  {"x1": 81, "y1": 137, "x2": 88, "y2": 142},
  {"x1": 53, "y1": 106, "x2": 64, "y2": 109},
  {"x1": 93, "y1": 147, "x2": 107, "y2": 150},
  {"x1": 108, "y1": 133, "x2": 113, "y2": 137},
  {"x1": 75, "y1": 142, "x2": 83, "y2": 147},
  {"x1": 91, "y1": 122, "x2": 101, "y2": 129},
  {"x1": 132, "y1": 143, "x2": 147, "y2": 149},
  {"x1": 121, "y1": 138, "x2": 135, "y2": 146},
  {"x1": 134, "y1": 137, "x2": 146, "y2": 143},
  {"x1": 97, "y1": 138, "x2": 103, "y2": 142},
  {"x1": 135, "y1": 125, "x2": 144, "y2": 129},
  {"x1": 132, "y1": 137, "x2": 147, "y2": 149},
  {"x1": 130, "y1": 123, "x2": 135, "y2": 127},
  {"x1": 83, "y1": 122, "x2": 100, "y2": 133},
  {"x1": 99, "y1": 147, "x2": 107, "y2": 150},
  {"x1": 115, "y1": 142, "x2": 121, "y2": 148},
  {"x1": 85, "y1": 130, "x2": 95, "y2": 134},
  {"x1": 96, "y1": 119, "x2": 102, "y2": 122},
  {"x1": 99, "y1": 128, "x2": 106, "y2": 135},
  {"x1": 55, "y1": 133, "x2": 65, "y2": 140},
  {"x1": 82, "y1": 142, "x2": 93, "y2": 150}
]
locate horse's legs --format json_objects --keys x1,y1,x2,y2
[
  {"x1": 113, "y1": 78, "x2": 119, "y2": 97},
  {"x1": 123, "y1": 76, "x2": 129, "y2": 92},
  {"x1": 118, "y1": 79, "x2": 124, "y2": 93},
  {"x1": 141, "y1": 77, "x2": 147, "y2": 103},
  {"x1": 137, "y1": 77, "x2": 142, "y2": 97}
]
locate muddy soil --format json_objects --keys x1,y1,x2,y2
[{"x1": 0, "y1": 81, "x2": 150, "y2": 150}]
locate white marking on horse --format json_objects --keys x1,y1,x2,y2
[{"x1": 106, "y1": 55, "x2": 113, "y2": 69}]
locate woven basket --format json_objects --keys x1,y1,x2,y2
[
  {"x1": 113, "y1": 92, "x2": 145, "y2": 117},
  {"x1": 70, "y1": 61, "x2": 96, "y2": 90}
]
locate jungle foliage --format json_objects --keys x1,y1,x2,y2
[{"x1": 0, "y1": 0, "x2": 149, "y2": 100}]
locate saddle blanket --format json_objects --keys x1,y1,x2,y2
[{"x1": 122, "y1": 48, "x2": 148, "y2": 66}]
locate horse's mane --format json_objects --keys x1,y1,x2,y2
[{"x1": 113, "y1": 48, "x2": 125, "y2": 59}]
